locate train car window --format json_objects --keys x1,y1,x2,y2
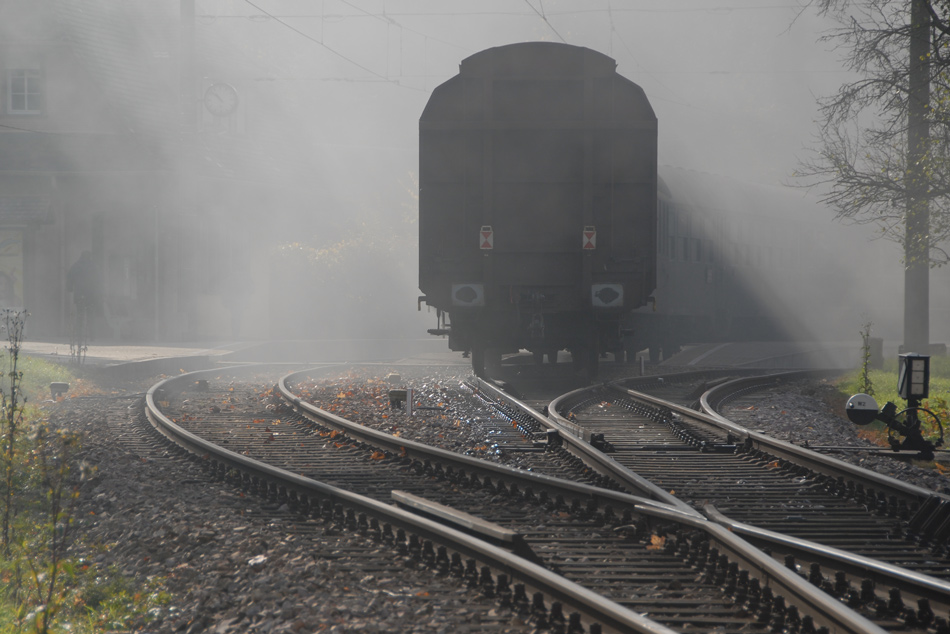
[
  {"x1": 682, "y1": 237, "x2": 689, "y2": 261},
  {"x1": 694, "y1": 238, "x2": 702, "y2": 262}
]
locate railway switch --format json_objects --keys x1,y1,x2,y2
[{"x1": 845, "y1": 393, "x2": 879, "y2": 426}]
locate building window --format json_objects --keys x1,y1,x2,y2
[{"x1": 7, "y1": 69, "x2": 44, "y2": 114}]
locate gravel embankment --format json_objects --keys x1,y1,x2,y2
[
  {"x1": 46, "y1": 368, "x2": 950, "y2": 633},
  {"x1": 721, "y1": 378, "x2": 950, "y2": 495},
  {"x1": 50, "y1": 384, "x2": 531, "y2": 634}
]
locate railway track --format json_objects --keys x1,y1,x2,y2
[
  {"x1": 482, "y1": 370, "x2": 950, "y2": 632},
  {"x1": 142, "y1": 365, "x2": 884, "y2": 634}
]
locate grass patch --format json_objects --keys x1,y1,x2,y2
[
  {"x1": 0, "y1": 353, "x2": 105, "y2": 407},
  {"x1": 0, "y1": 343, "x2": 165, "y2": 634}
]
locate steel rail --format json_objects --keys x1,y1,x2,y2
[
  {"x1": 694, "y1": 373, "x2": 949, "y2": 506},
  {"x1": 703, "y1": 505, "x2": 950, "y2": 614},
  {"x1": 686, "y1": 514, "x2": 889, "y2": 634},
  {"x1": 475, "y1": 377, "x2": 701, "y2": 517},
  {"x1": 152, "y1": 367, "x2": 886, "y2": 634},
  {"x1": 146, "y1": 367, "x2": 681, "y2": 634},
  {"x1": 471, "y1": 378, "x2": 894, "y2": 633},
  {"x1": 278, "y1": 369, "x2": 696, "y2": 520}
]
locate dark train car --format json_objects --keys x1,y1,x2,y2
[
  {"x1": 627, "y1": 166, "x2": 858, "y2": 362},
  {"x1": 418, "y1": 42, "x2": 657, "y2": 374}
]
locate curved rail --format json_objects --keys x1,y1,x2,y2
[
  {"x1": 279, "y1": 369, "x2": 695, "y2": 520},
  {"x1": 143, "y1": 366, "x2": 889, "y2": 634},
  {"x1": 474, "y1": 377, "x2": 701, "y2": 517},
  {"x1": 695, "y1": 373, "x2": 947, "y2": 507},
  {"x1": 147, "y1": 366, "x2": 684, "y2": 634},
  {"x1": 703, "y1": 505, "x2": 950, "y2": 615}
]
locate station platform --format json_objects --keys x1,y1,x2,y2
[
  {"x1": 18, "y1": 338, "x2": 468, "y2": 379},
  {"x1": 16, "y1": 339, "x2": 866, "y2": 379}
]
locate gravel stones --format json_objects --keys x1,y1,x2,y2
[
  {"x1": 50, "y1": 387, "x2": 532, "y2": 633},
  {"x1": 49, "y1": 367, "x2": 950, "y2": 633},
  {"x1": 721, "y1": 378, "x2": 950, "y2": 495}
]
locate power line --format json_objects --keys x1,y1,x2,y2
[
  {"x1": 605, "y1": 1, "x2": 689, "y2": 107},
  {"x1": 240, "y1": 0, "x2": 426, "y2": 92},
  {"x1": 201, "y1": 5, "x2": 825, "y2": 19},
  {"x1": 335, "y1": 0, "x2": 471, "y2": 54},
  {"x1": 522, "y1": 0, "x2": 567, "y2": 43}
]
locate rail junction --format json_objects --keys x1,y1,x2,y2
[{"x1": 121, "y1": 347, "x2": 950, "y2": 634}]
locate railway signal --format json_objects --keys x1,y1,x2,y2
[
  {"x1": 846, "y1": 353, "x2": 943, "y2": 460},
  {"x1": 898, "y1": 352, "x2": 930, "y2": 399}
]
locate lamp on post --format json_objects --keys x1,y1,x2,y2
[{"x1": 898, "y1": 352, "x2": 930, "y2": 402}]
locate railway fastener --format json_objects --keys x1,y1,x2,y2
[
  {"x1": 919, "y1": 598, "x2": 936, "y2": 626},
  {"x1": 478, "y1": 566, "x2": 494, "y2": 596},
  {"x1": 450, "y1": 552, "x2": 464, "y2": 576},
  {"x1": 568, "y1": 612, "x2": 584, "y2": 633},
  {"x1": 464, "y1": 559, "x2": 478, "y2": 587},
  {"x1": 422, "y1": 539, "x2": 435, "y2": 563},
  {"x1": 734, "y1": 570, "x2": 750, "y2": 603},
  {"x1": 407, "y1": 533, "x2": 421, "y2": 556},
  {"x1": 786, "y1": 605, "x2": 801, "y2": 631},
  {"x1": 770, "y1": 596, "x2": 787, "y2": 630},
  {"x1": 860, "y1": 578, "x2": 876, "y2": 604},
  {"x1": 833, "y1": 571, "x2": 851, "y2": 598},
  {"x1": 759, "y1": 586, "x2": 775, "y2": 623}
]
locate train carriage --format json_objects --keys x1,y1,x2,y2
[{"x1": 418, "y1": 42, "x2": 658, "y2": 375}]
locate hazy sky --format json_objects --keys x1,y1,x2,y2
[
  {"x1": 199, "y1": 0, "x2": 848, "y2": 186},
  {"x1": 192, "y1": 1, "x2": 947, "y2": 346}
]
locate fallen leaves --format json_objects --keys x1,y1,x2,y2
[{"x1": 647, "y1": 534, "x2": 666, "y2": 550}]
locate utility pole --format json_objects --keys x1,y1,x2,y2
[
  {"x1": 904, "y1": 0, "x2": 931, "y2": 354},
  {"x1": 168, "y1": 0, "x2": 197, "y2": 340}
]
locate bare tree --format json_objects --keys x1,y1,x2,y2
[{"x1": 798, "y1": 0, "x2": 950, "y2": 351}]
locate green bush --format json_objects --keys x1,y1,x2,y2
[{"x1": 0, "y1": 313, "x2": 161, "y2": 633}]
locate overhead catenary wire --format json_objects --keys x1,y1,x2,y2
[
  {"x1": 241, "y1": 0, "x2": 426, "y2": 92},
  {"x1": 522, "y1": 0, "x2": 568, "y2": 44}
]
